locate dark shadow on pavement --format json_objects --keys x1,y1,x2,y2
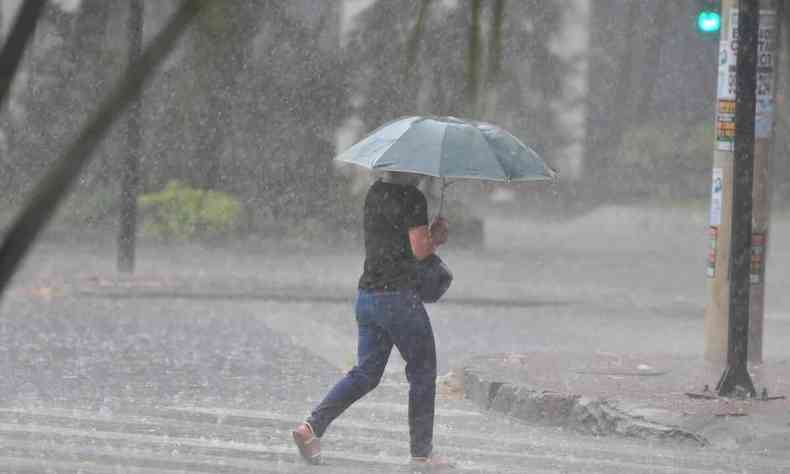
[{"x1": 76, "y1": 290, "x2": 576, "y2": 310}]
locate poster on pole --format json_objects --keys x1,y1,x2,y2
[
  {"x1": 716, "y1": 9, "x2": 776, "y2": 151},
  {"x1": 716, "y1": 9, "x2": 737, "y2": 150},
  {"x1": 755, "y1": 10, "x2": 776, "y2": 139}
]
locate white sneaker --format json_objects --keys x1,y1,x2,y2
[{"x1": 410, "y1": 452, "x2": 455, "y2": 470}]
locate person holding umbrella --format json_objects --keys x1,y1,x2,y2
[
  {"x1": 293, "y1": 116, "x2": 555, "y2": 467},
  {"x1": 293, "y1": 169, "x2": 451, "y2": 467}
]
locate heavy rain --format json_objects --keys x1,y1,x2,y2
[{"x1": 0, "y1": 0, "x2": 789, "y2": 472}]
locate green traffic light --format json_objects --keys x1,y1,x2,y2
[{"x1": 697, "y1": 10, "x2": 721, "y2": 33}]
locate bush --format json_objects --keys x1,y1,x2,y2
[{"x1": 139, "y1": 181, "x2": 242, "y2": 241}]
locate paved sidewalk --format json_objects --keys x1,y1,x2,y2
[{"x1": 463, "y1": 351, "x2": 790, "y2": 450}]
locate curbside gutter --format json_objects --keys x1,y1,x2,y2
[{"x1": 462, "y1": 366, "x2": 708, "y2": 447}]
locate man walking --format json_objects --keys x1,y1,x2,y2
[{"x1": 293, "y1": 171, "x2": 451, "y2": 467}]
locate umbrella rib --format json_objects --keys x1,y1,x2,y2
[
  {"x1": 480, "y1": 127, "x2": 555, "y2": 181},
  {"x1": 476, "y1": 125, "x2": 510, "y2": 181},
  {"x1": 364, "y1": 117, "x2": 418, "y2": 169},
  {"x1": 477, "y1": 129, "x2": 514, "y2": 181},
  {"x1": 373, "y1": 118, "x2": 443, "y2": 176}
]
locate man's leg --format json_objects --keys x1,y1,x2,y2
[
  {"x1": 306, "y1": 316, "x2": 392, "y2": 438},
  {"x1": 388, "y1": 293, "x2": 437, "y2": 459}
]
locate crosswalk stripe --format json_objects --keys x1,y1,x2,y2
[
  {"x1": 166, "y1": 401, "x2": 481, "y2": 420},
  {"x1": 0, "y1": 405, "x2": 482, "y2": 439},
  {"x1": 0, "y1": 416, "x2": 772, "y2": 474},
  {"x1": 0, "y1": 425, "x2": 407, "y2": 472},
  {"x1": 354, "y1": 400, "x2": 482, "y2": 417},
  {"x1": 0, "y1": 405, "x2": 409, "y2": 435},
  {"x1": 0, "y1": 454, "x2": 210, "y2": 474},
  {"x1": 2, "y1": 406, "x2": 788, "y2": 473}
]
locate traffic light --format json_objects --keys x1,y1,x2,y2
[
  {"x1": 694, "y1": 0, "x2": 721, "y2": 35},
  {"x1": 698, "y1": 10, "x2": 721, "y2": 33}
]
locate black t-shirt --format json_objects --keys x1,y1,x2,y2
[{"x1": 358, "y1": 180, "x2": 429, "y2": 290}]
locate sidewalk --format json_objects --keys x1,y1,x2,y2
[{"x1": 462, "y1": 351, "x2": 790, "y2": 449}]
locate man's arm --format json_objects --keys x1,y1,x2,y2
[{"x1": 409, "y1": 217, "x2": 448, "y2": 260}]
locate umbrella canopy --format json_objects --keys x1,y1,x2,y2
[{"x1": 335, "y1": 116, "x2": 556, "y2": 183}]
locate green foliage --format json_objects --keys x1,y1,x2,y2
[{"x1": 139, "y1": 181, "x2": 242, "y2": 241}]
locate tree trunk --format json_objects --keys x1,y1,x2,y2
[
  {"x1": 405, "y1": 0, "x2": 431, "y2": 78},
  {"x1": 607, "y1": 1, "x2": 641, "y2": 160},
  {"x1": 484, "y1": 0, "x2": 505, "y2": 119},
  {"x1": 117, "y1": 0, "x2": 143, "y2": 273},
  {"x1": 465, "y1": 0, "x2": 482, "y2": 117},
  {"x1": 634, "y1": 0, "x2": 674, "y2": 121}
]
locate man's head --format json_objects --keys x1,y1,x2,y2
[{"x1": 383, "y1": 171, "x2": 422, "y2": 187}]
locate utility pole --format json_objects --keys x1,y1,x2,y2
[
  {"x1": 117, "y1": 0, "x2": 143, "y2": 274},
  {"x1": 705, "y1": 0, "x2": 771, "y2": 397},
  {"x1": 717, "y1": 0, "x2": 758, "y2": 396},
  {"x1": 748, "y1": 0, "x2": 780, "y2": 363},
  {"x1": 705, "y1": 0, "x2": 780, "y2": 368}
]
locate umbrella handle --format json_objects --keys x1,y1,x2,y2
[
  {"x1": 438, "y1": 178, "x2": 445, "y2": 218},
  {"x1": 435, "y1": 177, "x2": 449, "y2": 222}
]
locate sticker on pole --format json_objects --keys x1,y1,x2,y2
[
  {"x1": 709, "y1": 168, "x2": 723, "y2": 226},
  {"x1": 707, "y1": 227, "x2": 718, "y2": 278},
  {"x1": 715, "y1": 100, "x2": 736, "y2": 151}
]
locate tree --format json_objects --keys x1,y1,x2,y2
[
  {"x1": 1, "y1": 1, "x2": 123, "y2": 198},
  {"x1": 348, "y1": 0, "x2": 568, "y2": 150},
  {"x1": 584, "y1": 0, "x2": 716, "y2": 203},
  {"x1": 188, "y1": 1, "x2": 260, "y2": 191},
  {"x1": 607, "y1": 1, "x2": 676, "y2": 171},
  {"x1": 143, "y1": 1, "x2": 348, "y2": 228}
]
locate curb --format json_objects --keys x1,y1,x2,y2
[{"x1": 462, "y1": 366, "x2": 708, "y2": 447}]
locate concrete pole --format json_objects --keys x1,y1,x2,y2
[
  {"x1": 705, "y1": 0, "x2": 780, "y2": 365},
  {"x1": 705, "y1": 0, "x2": 738, "y2": 365}
]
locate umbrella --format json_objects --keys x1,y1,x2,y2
[{"x1": 335, "y1": 116, "x2": 557, "y2": 214}]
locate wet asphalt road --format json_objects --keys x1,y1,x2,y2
[
  {"x1": 2, "y1": 291, "x2": 790, "y2": 473},
  {"x1": 2, "y1": 206, "x2": 790, "y2": 472}
]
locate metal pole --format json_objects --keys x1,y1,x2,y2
[
  {"x1": 748, "y1": 0, "x2": 780, "y2": 363},
  {"x1": 117, "y1": 0, "x2": 143, "y2": 274},
  {"x1": 716, "y1": 0, "x2": 760, "y2": 397}
]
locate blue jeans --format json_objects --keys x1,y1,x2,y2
[{"x1": 307, "y1": 288, "x2": 437, "y2": 458}]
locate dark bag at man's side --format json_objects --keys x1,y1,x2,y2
[{"x1": 416, "y1": 254, "x2": 453, "y2": 303}]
